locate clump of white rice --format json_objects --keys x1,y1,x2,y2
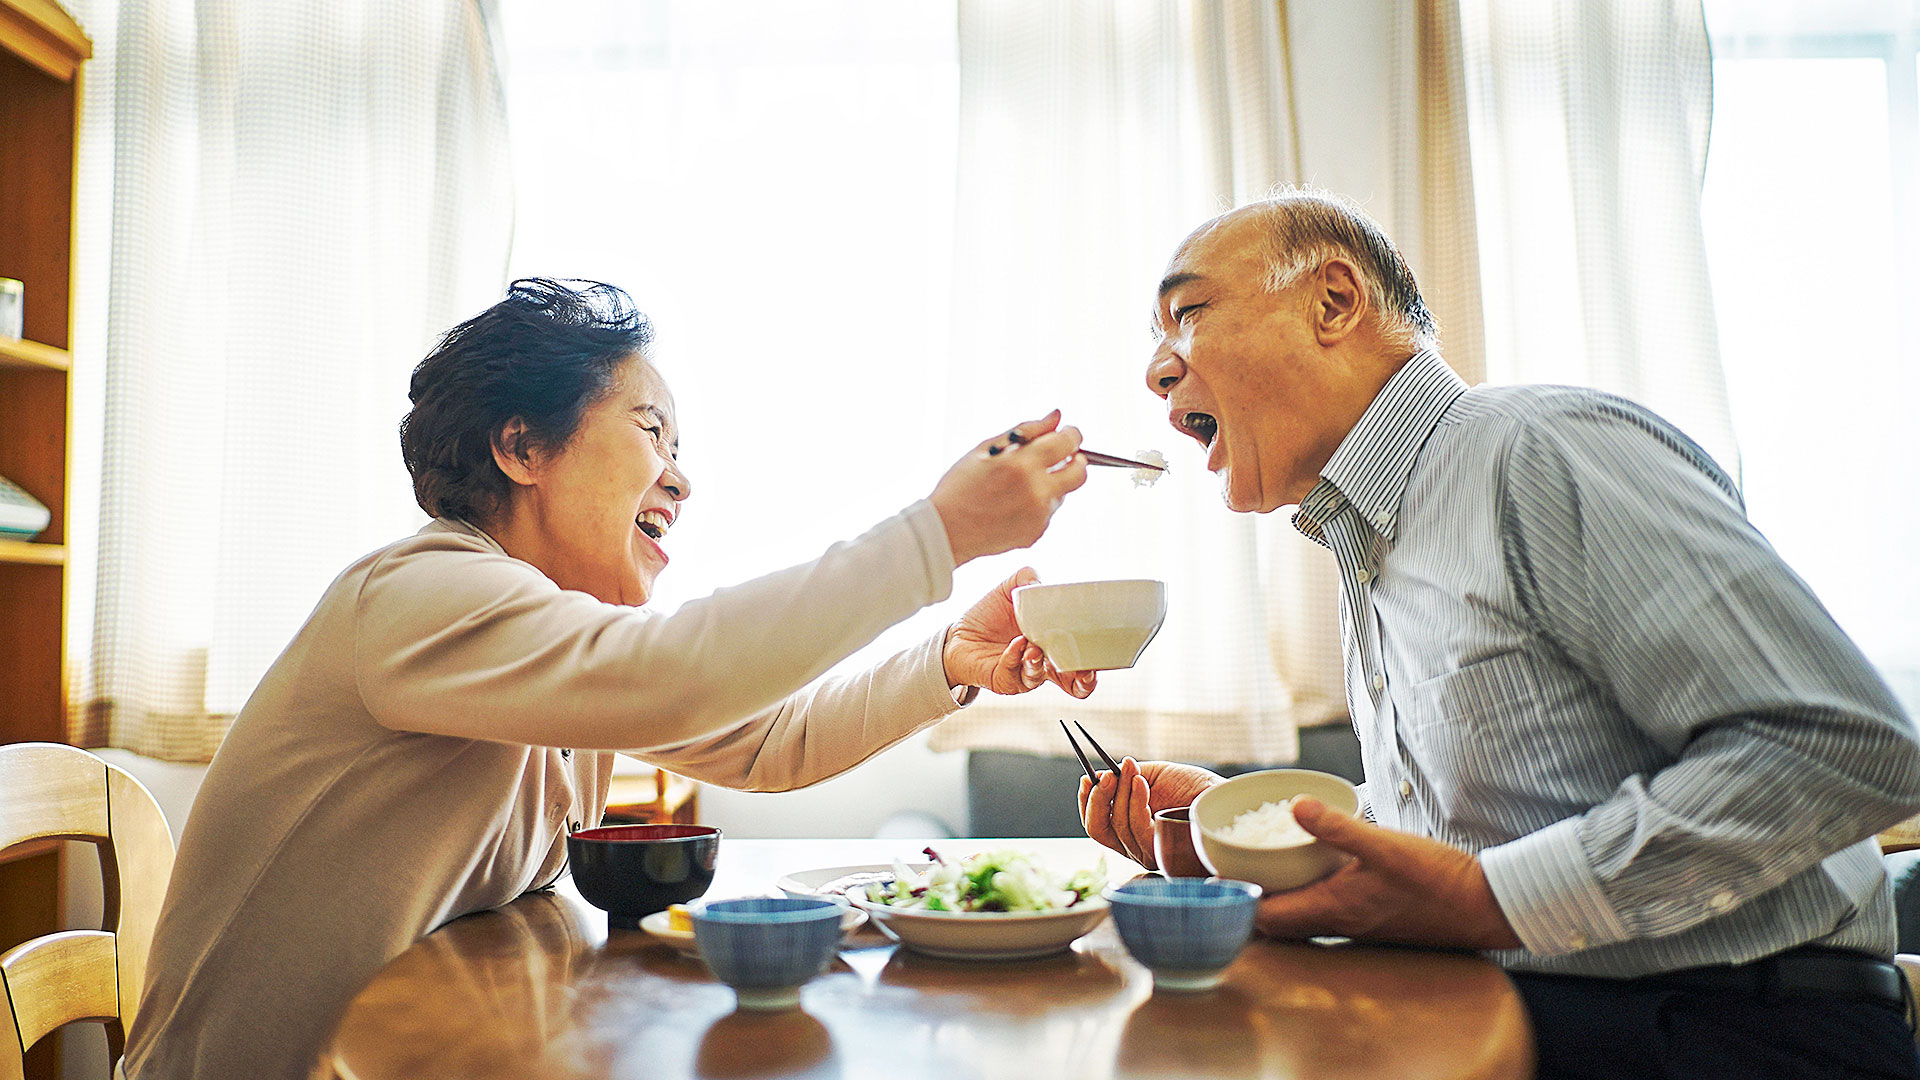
[
  {"x1": 1210, "y1": 796, "x2": 1313, "y2": 847},
  {"x1": 1131, "y1": 449, "x2": 1168, "y2": 487}
]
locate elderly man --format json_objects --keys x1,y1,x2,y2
[{"x1": 1080, "y1": 189, "x2": 1920, "y2": 1078}]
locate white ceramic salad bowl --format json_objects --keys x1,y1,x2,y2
[
  {"x1": 849, "y1": 895, "x2": 1109, "y2": 960},
  {"x1": 841, "y1": 850, "x2": 1111, "y2": 960}
]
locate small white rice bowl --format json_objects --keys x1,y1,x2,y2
[{"x1": 1190, "y1": 769, "x2": 1360, "y2": 893}]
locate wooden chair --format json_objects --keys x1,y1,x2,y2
[
  {"x1": 1897, "y1": 955, "x2": 1920, "y2": 1044},
  {"x1": 0, "y1": 742, "x2": 176, "y2": 1078},
  {"x1": 1882, "y1": 814, "x2": 1920, "y2": 856},
  {"x1": 602, "y1": 759, "x2": 698, "y2": 826}
]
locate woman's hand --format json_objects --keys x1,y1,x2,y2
[
  {"x1": 931, "y1": 411, "x2": 1088, "y2": 566},
  {"x1": 1078, "y1": 758, "x2": 1224, "y2": 870},
  {"x1": 944, "y1": 567, "x2": 1098, "y2": 698}
]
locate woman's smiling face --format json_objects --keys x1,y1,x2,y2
[{"x1": 506, "y1": 355, "x2": 691, "y2": 605}]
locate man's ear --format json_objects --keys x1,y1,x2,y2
[
  {"x1": 1312, "y1": 258, "x2": 1366, "y2": 345},
  {"x1": 491, "y1": 418, "x2": 539, "y2": 487}
]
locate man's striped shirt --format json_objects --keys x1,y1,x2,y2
[{"x1": 1293, "y1": 349, "x2": 1920, "y2": 977}]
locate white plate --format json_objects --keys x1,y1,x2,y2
[
  {"x1": 639, "y1": 905, "x2": 868, "y2": 956},
  {"x1": 847, "y1": 893, "x2": 1110, "y2": 961},
  {"x1": 774, "y1": 863, "x2": 934, "y2": 903}
]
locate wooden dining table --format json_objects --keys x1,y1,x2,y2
[{"x1": 321, "y1": 837, "x2": 1534, "y2": 1080}]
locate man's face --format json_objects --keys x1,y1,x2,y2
[{"x1": 1144, "y1": 211, "x2": 1345, "y2": 513}]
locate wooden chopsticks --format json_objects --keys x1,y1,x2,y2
[
  {"x1": 988, "y1": 429, "x2": 1165, "y2": 472},
  {"x1": 1080, "y1": 449, "x2": 1165, "y2": 472}
]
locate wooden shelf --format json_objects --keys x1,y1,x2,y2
[
  {"x1": 0, "y1": 0, "x2": 91, "y2": 81},
  {"x1": 0, "y1": 337, "x2": 70, "y2": 371},
  {"x1": 1, "y1": 5, "x2": 89, "y2": 1074},
  {"x1": 0, "y1": 539, "x2": 64, "y2": 565}
]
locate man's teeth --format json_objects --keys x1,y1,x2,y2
[
  {"x1": 1182, "y1": 412, "x2": 1219, "y2": 448},
  {"x1": 635, "y1": 509, "x2": 672, "y2": 540}
]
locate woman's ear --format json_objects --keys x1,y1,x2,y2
[{"x1": 491, "y1": 418, "x2": 540, "y2": 487}]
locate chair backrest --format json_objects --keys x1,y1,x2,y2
[
  {"x1": 1881, "y1": 813, "x2": 1920, "y2": 855},
  {"x1": 1896, "y1": 955, "x2": 1920, "y2": 1046},
  {"x1": 0, "y1": 743, "x2": 176, "y2": 1079}
]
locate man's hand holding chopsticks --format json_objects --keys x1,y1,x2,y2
[{"x1": 1078, "y1": 757, "x2": 1223, "y2": 870}]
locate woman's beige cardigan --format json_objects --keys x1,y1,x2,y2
[{"x1": 123, "y1": 503, "x2": 970, "y2": 1080}]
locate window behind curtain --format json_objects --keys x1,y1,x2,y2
[
  {"x1": 497, "y1": 1, "x2": 978, "y2": 835},
  {"x1": 1700, "y1": 0, "x2": 1920, "y2": 711},
  {"x1": 496, "y1": 0, "x2": 961, "y2": 660},
  {"x1": 494, "y1": 3, "x2": 1303, "y2": 839}
]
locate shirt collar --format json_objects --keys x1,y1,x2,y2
[
  {"x1": 1292, "y1": 349, "x2": 1468, "y2": 545},
  {"x1": 426, "y1": 515, "x2": 509, "y2": 556}
]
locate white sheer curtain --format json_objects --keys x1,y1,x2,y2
[
  {"x1": 1456, "y1": 0, "x2": 1737, "y2": 470},
  {"x1": 1241, "y1": 0, "x2": 1493, "y2": 738},
  {"x1": 496, "y1": 1, "x2": 975, "y2": 835},
  {"x1": 1698, "y1": 0, "x2": 1920, "y2": 711},
  {"x1": 495, "y1": 0, "x2": 963, "y2": 656},
  {"x1": 69, "y1": 0, "x2": 511, "y2": 760},
  {"x1": 498, "y1": 1, "x2": 1311, "y2": 771},
  {"x1": 930, "y1": 0, "x2": 1301, "y2": 765}
]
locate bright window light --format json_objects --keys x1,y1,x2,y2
[{"x1": 1701, "y1": 1, "x2": 1920, "y2": 710}]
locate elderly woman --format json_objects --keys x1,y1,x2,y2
[{"x1": 123, "y1": 279, "x2": 1094, "y2": 1080}]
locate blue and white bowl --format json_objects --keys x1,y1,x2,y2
[
  {"x1": 691, "y1": 897, "x2": 845, "y2": 1011},
  {"x1": 1104, "y1": 878, "x2": 1261, "y2": 991}
]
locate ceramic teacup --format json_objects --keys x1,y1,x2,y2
[{"x1": 1152, "y1": 806, "x2": 1209, "y2": 878}]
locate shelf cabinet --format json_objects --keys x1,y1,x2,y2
[
  {"x1": 0, "y1": 0, "x2": 86, "y2": 733},
  {"x1": 0, "y1": 2, "x2": 90, "y2": 1077}
]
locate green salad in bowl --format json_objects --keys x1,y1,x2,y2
[
  {"x1": 852, "y1": 848, "x2": 1113, "y2": 959},
  {"x1": 862, "y1": 848, "x2": 1106, "y2": 912}
]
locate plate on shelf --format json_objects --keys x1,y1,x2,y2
[{"x1": 0, "y1": 474, "x2": 50, "y2": 540}]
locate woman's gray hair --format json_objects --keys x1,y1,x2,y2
[{"x1": 1248, "y1": 188, "x2": 1438, "y2": 351}]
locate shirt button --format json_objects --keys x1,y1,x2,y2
[
  {"x1": 1709, "y1": 891, "x2": 1735, "y2": 911},
  {"x1": 1373, "y1": 512, "x2": 1391, "y2": 529},
  {"x1": 1355, "y1": 568, "x2": 1370, "y2": 583},
  {"x1": 1397, "y1": 780, "x2": 1413, "y2": 799},
  {"x1": 1372, "y1": 673, "x2": 1385, "y2": 690},
  {"x1": 1569, "y1": 934, "x2": 1588, "y2": 950}
]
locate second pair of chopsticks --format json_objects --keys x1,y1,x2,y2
[
  {"x1": 989, "y1": 430, "x2": 1165, "y2": 473},
  {"x1": 1059, "y1": 718, "x2": 1124, "y2": 782}
]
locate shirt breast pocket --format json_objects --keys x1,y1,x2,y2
[{"x1": 1400, "y1": 649, "x2": 1558, "y2": 814}]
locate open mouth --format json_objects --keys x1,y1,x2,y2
[
  {"x1": 1176, "y1": 410, "x2": 1218, "y2": 449},
  {"x1": 635, "y1": 508, "x2": 672, "y2": 541}
]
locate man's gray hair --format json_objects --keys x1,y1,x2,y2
[{"x1": 1248, "y1": 188, "x2": 1438, "y2": 351}]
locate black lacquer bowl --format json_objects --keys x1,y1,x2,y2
[{"x1": 567, "y1": 823, "x2": 721, "y2": 929}]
